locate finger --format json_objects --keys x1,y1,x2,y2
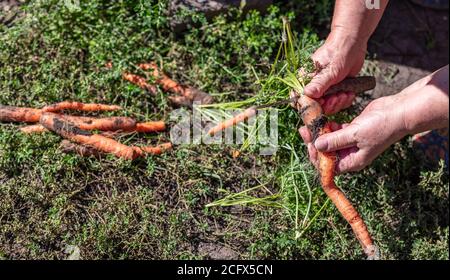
[
  {"x1": 322, "y1": 95, "x2": 339, "y2": 115},
  {"x1": 323, "y1": 92, "x2": 355, "y2": 115},
  {"x1": 336, "y1": 148, "x2": 369, "y2": 174},
  {"x1": 303, "y1": 65, "x2": 343, "y2": 98},
  {"x1": 344, "y1": 92, "x2": 356, "y2": 106},
  {"x1": 332, "y1": 93, "x2": 350, "y2": 114},
  {"x1": 308, "y1": 143, "x2": 319, "y2": 168},
  {"x1": 329, "y1": 122, "x2": 343, "y2": 132},
  {"x1": 314, "y1": 124, "x2": 358, "y2": 152},
  {"x1": 299, "y1": 126, "x2": 313, "y2": 143}
]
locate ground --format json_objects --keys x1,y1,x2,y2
[{"x1": 0, "y1": 0, "x2": 448, "y2": 260}]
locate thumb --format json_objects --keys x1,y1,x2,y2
[
  {"x1": 303, "y1": 65, "x2": 343, "y2": 98},
  {"x1": 314, "y1": 125, "x2": 358, "y2": 152}
]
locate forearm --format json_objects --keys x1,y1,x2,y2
[
  {"x1": 401, "y1": 65, "x2": 449, "y2": 135},
  {"x1": 331, "y1": 0, "x2": 389, "y2": 42}
]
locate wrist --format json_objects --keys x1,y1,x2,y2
[
  {"x1": 398, "y1": 80, "x2": 449, "y2": 135},
  {"x1": 327, "y1": 27, "x2": 368, "y2": 53}
]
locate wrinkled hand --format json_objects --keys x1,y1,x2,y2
[
  {"x1": 299, "y1": 95, "x2": 407, "y2": 174},
  {"x1": 303, "y1": 32, "x2": 368, "y2": 99},
  {"x1": 299, "y1": 65, "x2": 449, "y2": 174}
]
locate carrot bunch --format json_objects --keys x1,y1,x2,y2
[
  {"x1": 123, "y1": 62, "x2": 214, "y2": 107},
  {"x1": 1, "y1": 102, "x2": 172, "y2": 159}
]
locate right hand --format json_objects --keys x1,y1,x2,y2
[
  {"x1": 303, "y1": 30, "x2": 368, "y2": 98},
  {"x1": 299, "y1": 94, "x2": 408, "y2": 174}
]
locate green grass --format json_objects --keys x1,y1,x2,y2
[{"x1": 0, "y1": 0, "x2": 448, "y2": 260}]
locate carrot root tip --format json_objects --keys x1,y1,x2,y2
[{"x1": 365, "y1": 244, "x2": 380, "y2": 260}]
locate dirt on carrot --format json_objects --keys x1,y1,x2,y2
[
  {"x1": 40, "y1": 112, "x2": 139, "y2": 160},
  {"x1": 0, "y1": 105, "x2": 43, "y2": 123}
]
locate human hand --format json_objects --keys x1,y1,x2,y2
[
  {"x1": 299, "y1": 65, "x2": 449, "y2": 173},
  {"x1": 299, "y1": 95, "x2": 407, "y2": 173},
  {"x1": 303, "y1": 31, "x2": 368, "y2": 99}
]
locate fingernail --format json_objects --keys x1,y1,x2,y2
[{"x1": 315, "y1": 138, "x2": 327, "y2": 151}]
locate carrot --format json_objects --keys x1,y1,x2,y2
[
  {"x1": 63, "y1": 116, "x2": 136, "y2": 131},
  {"x1": 2, "y1": 102, "x2": 123, "y2": 124},
  {"x1": 138, "y1": 62, "x2": 213, "y2": 104},
  {"x1": 168, "y1": 95, "x2": 194, "y2": 108},
  {"x1": 133, "y1": 142, "x2": 173, "y2": 156},
  {"x1": 323, "y1": 76, "x2": 376, "y2": 96},
  {"x1": 20, "y1": 124, "x2": 48, "y2": 134},
  {"x1": 42, "y1": 102, "x2": 121, "y2": 113},
  {"x1": 0, "y1": 105, "x2": 42, "y2": 123},
  {"x1": 59, "y1": 140, "x2": 102, "y2": 158},
  {"x1": 20, "y1": 116, "x2": 137, "y2": 133},
  {"x1": 21, "y1": 117, "x2": 166, "y2": 136},
  {"x1": 207, "y1": 107, "x2": 258, "y2": 136},
  {"x1": 295, "y1": 94, "x2": 378, "y2": 259},
  {"x1": 40, "y1": 112, "x2": 138, "y2": 160},
  {"x1": 134, "y1": 121, "x2": 166, "y2": 133},
  {"x1": 123, "y1": 73, "x2": 157, "y2": 95}
]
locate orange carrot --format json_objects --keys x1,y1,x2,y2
[
  {"x1": 42, "y1": 102, "x2": 121, "y2": 113},
  {"x1": 59, "y1": 140, "x2": 102, "y2": 158},
  {"x1": 40, "y1": 112, "x2": 138, "y2": 160},
  {"x1": 20, "y1": 124, "x2": 48, "y2": 134},
  {"x1": 134, "y1": 121, "x2": 166, "y2": 133},
  {"x1": 63, "y1": 116, "x2": 136, "y2": 131},
  {"x1": 21, "y1": 117, "x2": 166, "y2": 135},
  {"x1": 138, "y1": 63, "x2": 184, "y2": 94},
  {"x1": 207, "y1": 107, "x2": 257, "y2": 136},
  {"x1": 2, "y1": 102, "x2": 123, "y2": 124},
  {"x1": 0, "y1": 105, "x2": 42, "y2": 123},
  {"x1": 133, "y1": 142, "x2": 173, "y2": 156},
  {"x1": 123, "y1": 73, "x2": 157, "y2": 95},
  {"x1": 295, "y1": 93, "x2": 378, "y2": 259},
  {"x1": 138, "y1": 62, "x2": 213, "y2": 104},
  {"x1": 20, "y1": 116, "x2": 137, "y2": 133}
]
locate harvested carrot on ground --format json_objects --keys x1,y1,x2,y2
[
  {"x1": 40, "y1": 112, "x2": 139, "y2": 160},
  {"x1": 123, "y1": 73, "x2": 158, "y2": 95},
  {"x1": 2, "y1": 102, "x2": 122, "y2": 124},
  {"x1": 134, "y1": 121, "x2": 166, "y2": 133},
  {"x1": 293, "y1": 93, "x2": 378, "y2": 260},
  {"x1": 21, "y1": 117, "x2": 166, "y2": 135},
  {"x1": 59, "y1": 140, "x2": 103, "y2": 158},
  {"x1": 63, "y1": 116, "x2": 136, "y2": 131},
  {"x1": 20, "y1": 124, "x2": 48, "y2": 134},
  {"x1": 138, "y1": 62, "x2": 214, "y2": 104},
  {"x1": 42, "y1": 102, "x2": 121, "y2": 113},
  {"x1": 0, "y1": 105, "x2": 43, "y2": 123},
  {"x1": 20, "y1": 116, "x2": 137, "y2": 133},
  {"x1": 133, "y1": 142, "x2": 173, "y2": 156},
  {"x1": 207, "y1": 107, "x2": 258, "y2": 136}
]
